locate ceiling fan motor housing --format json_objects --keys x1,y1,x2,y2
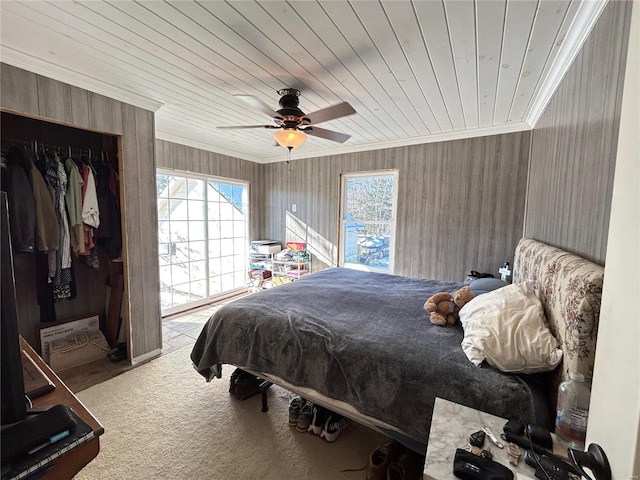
[{"x1": 276, "y1": 89, "x2": 309, "y2": 125}]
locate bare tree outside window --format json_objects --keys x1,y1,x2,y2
[{"x1": 340, "y1": 171, "x2": 397, "y2": 272}]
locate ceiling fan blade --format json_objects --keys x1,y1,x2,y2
[
  {"x1": 216, "y1": 125, "x2": 279, "y2": 129},
  {"x1": 234, "y1": 95, "x2": 279, "y2": 118},
  {"x1": 304, "y1": 102, "x2": 356, "y2": 125},
  {"x1": 303, "y1": 126, "x2": 351, "y2": 143}
]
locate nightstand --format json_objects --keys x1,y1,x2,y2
[{"x1": 423, "y1": 398, "x2": 566, "y2": 480}]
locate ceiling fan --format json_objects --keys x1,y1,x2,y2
[{"x1": 218, "y1": 88, "x2": 356, "y2": 149}]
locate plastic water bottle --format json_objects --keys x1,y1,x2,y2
[{"x1": 555, "y1": 372, "x2": 591, "y2": 449}]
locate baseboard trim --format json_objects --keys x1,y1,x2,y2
[{"x1": 131, "y1": 348, "x2": 162, "y2": 366}]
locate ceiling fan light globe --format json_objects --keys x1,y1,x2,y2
[{"x1": 274, "y1": 129, "x2": 306, "y2": 149}]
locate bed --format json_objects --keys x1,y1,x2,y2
[{"x1": 191, "y1": 238, "x2": 604, "y2": 453}]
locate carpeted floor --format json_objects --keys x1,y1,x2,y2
[{"x1": 75, "y1": 345, "x2": 387, "y2": 480}]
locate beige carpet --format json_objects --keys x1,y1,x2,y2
[{"x1": 76, "y1": 346, "x2": 386, "y2": 480}]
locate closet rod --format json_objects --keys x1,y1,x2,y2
[{"x1": 1, "y1": 138, "x2": 111, "y2": 160}]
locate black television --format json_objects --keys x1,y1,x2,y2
[{"x1": 1, "y1": 191, "x2": 27, "y2": 425}]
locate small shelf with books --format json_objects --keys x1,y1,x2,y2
[
  {"x1": 271, "y1": 245, "x2": 311, "y2": 285},
  {"x1": 271, "y1": 259, "x2": 310, "y2": 280},
  {"x1": 247, "y1": 241, "x2": 311, "y2": 290},
  {"x1": 247, "y1": 240, "x2": 279, "y2": 291}
]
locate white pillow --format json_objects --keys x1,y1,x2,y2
[{"x1": 459, "y1": 281, "x2": 563, "y2": 374}]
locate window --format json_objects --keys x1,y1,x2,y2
[
  {"x1": 157, "y1": 172, "x2": 248, "y2": 314},
  {"x1": 339, "y1": 170, "x2": 397, "y2": 273}
]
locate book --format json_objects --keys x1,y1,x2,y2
[
  {"x1": 21, "y1": 351, "x2": 55, "y2": 400},
  {"x1": 2, "y1": 407, "x2": 95, "y2": 480}
]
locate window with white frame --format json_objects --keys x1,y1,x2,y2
[
  {"x1": 339, "y1": 170, "x2": 397, "y2": 273},
  {"x1": 156, "y1": 171, "x2": 248, "y2": 314}
]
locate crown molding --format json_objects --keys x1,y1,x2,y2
[
  {"x1": 158, "y1": 122, "x2": 532, "y2": 165},
  {"x1": 524, "y1": 0, "x2": 608, "y2": 128},
  {"x1": 155, "y1": 132, "x2": 262, "y2": 164},
  {"x1": 1, "y1": 50, "x2": 164, "y2": 113}
]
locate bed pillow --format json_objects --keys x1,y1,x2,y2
[
  {"x1": 468, "y1": 278, "x2": 509, "y2": 296},
  {"x1": 459, "y1": 281, "x2": 563, "y2": 374}
]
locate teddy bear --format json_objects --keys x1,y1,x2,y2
[
  {"x1": 423, "y1": 291, "x2": 457, "y2": 326},
  {"x1": 423, "y1": 286, "x2": 476, "y2": 326},
  {"x1": 453, "y1": 286, "x2": 475, "y2": 311}
]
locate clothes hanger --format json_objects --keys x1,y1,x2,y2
[
  {"x1": 81, "y1": 148, "x2": 92, "y2": 165},
  {"x1": 33, "y1": 140, "x2": 42, "y2": 161}
]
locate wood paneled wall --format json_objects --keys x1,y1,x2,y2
[
  {"x1": 525, "y1": 0, "x2": 632, "y2": 265},
  {"x1": 263, "y1": 132, "x2": 531, "y2": 282},
  {"x1": 1, "y1": 63, "x2": 161, "y2": 361},
  {"x1": 155, "y1": 139, "x2": 264, "y2": 239}
]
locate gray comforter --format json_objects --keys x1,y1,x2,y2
[{"x1": 191, "y1": 268, "x2": 537, "y2": 445}]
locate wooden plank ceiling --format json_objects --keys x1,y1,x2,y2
[{"x1": 0, "y1": 0, "x2": 606, "y2": 164}]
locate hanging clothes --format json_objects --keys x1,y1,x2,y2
[
  {"x1": 35, "y1": 251, "x2": 56, "y2": 323},
  {"x1": 109, "y1": 159, "x2": 120, "y2": 212},
  {"x1": 7, "y1": 146, "x2": 60, "y2": 323},
  {"x1": 81, "y1": 162, "x2": 100, "y2": 229},
  {"x1": 56, "y1": 158, "x2": 72, "y2": 271},
  {"x1": 27, "y1": 152, "x2": 59, "y2": 252},
  {"x1": 79, "y1": 162, "x2": 100, "y2": 269},
  {"x1": 93, "y1": 159, "x2": 122, "y2": 259},
  {"x1": 45, "y1": 155, "x2": 72, "y2": 300},
  {"x1": 2, "y1": 146, "x2": 36, "y2": 253},
  {"x1": 64, "y1": 157, "x2": 85, "y2": 255}
]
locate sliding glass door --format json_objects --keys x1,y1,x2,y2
[{"x1": 157, "y1": 171, "x2": 248, "y2": 314}]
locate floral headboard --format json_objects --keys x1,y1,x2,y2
[{"x1": 513, "y1": 238, "x2": 604, "y2": 386}]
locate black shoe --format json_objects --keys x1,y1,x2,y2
[
  {"x1": 229, "y1": 368, "x2": 245, "y2": 395},
  {"x1": 320, "y1": 413, "x2": 351, "y2": 442},
  {"x1": 234, "y1": 374, "x2": 261, "y2": 401},
  {"x1": 308, "y1": 404, "x2": 331, "y2": 435}
]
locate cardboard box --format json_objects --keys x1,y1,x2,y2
[
  {"x1": 49, "y1": 330, "x2": 110, "y2": 371},
  {"x1": 250, "y1": 240, "x2": 282, "y2": 254},
  {"x1": 272, "y1": 276, "x2": 293, "y2": 286},
  {"x1": 39, "y1": 316, "x2": 100, "y2": 364}
]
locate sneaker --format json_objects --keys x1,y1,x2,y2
[
  {"x1": 307, "y1": 405, "x2": 331, "y2": 435},
  {"x1": 320, "y1": 413, "x2": 351, "y2": 442},
  {"x1": 296, "y1": 402, "x2": 314, "y2": 432},
  {"x1": 288, "y1": 396, "x2": 306, "y2": 426},
  {"x1": 387, "y1": 451, "x2": 424, "y2": 480},
  {"x1": 365, "y1": 439, "x2": 399, "y2": 480}
]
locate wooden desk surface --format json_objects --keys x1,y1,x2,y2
[{"x1": 19, "y1": 336, "x2": 104, "y2": 480}]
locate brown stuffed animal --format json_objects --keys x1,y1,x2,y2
[
  {"x1": 423, "y1": 292, "x2": 457, "y2": 326},
  {"x1": 453, "y1": 286, "x2": 475, "y2": 311},
  {"x1": 424, "y1": 286, "x2": 476, "y2": 326}
]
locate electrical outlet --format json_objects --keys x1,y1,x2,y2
[{"x1": 292, "y1": 204, "x2": 297, "y2": 212}]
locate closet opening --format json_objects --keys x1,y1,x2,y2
[{"x1": 1, "y1": 111, "x2": 128, "y2": 373}]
